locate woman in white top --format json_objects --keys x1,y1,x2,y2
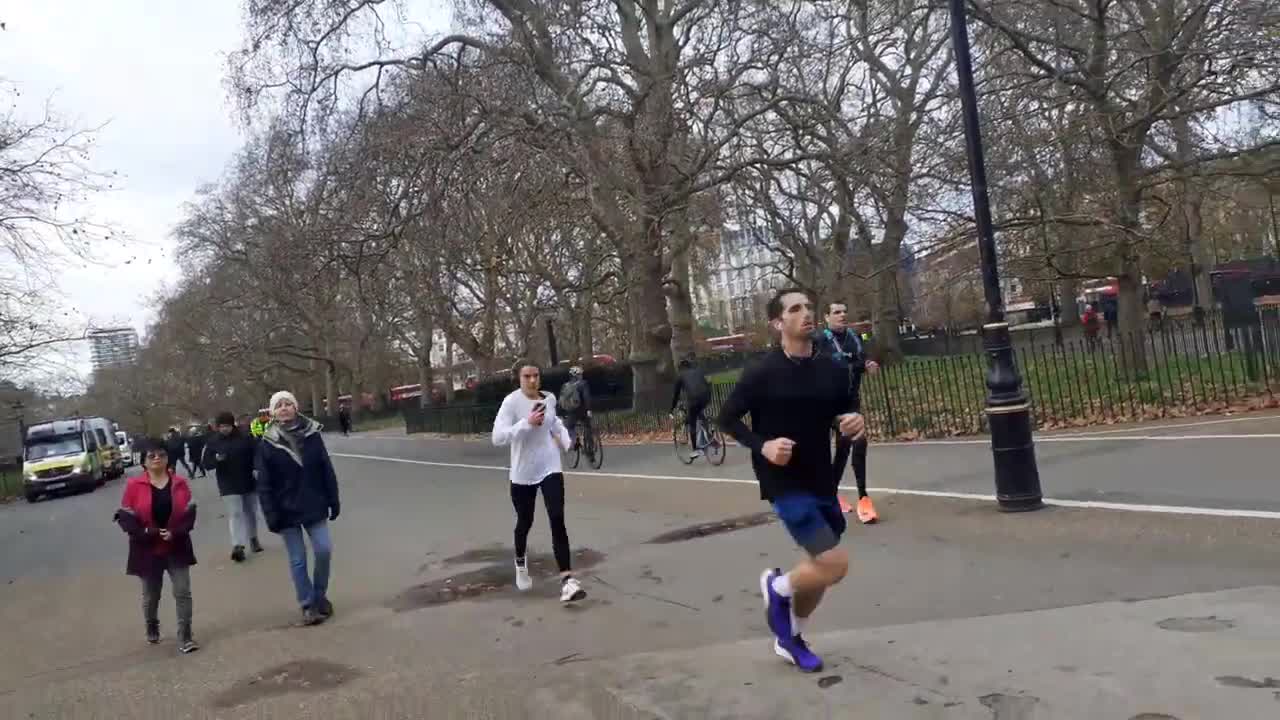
[{"x1": 492, "y1": 361, "x2": 586, "y2": 603}]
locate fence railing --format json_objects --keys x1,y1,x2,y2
[{"x1": 402, "y1": 311, "x2": 1279, "y2": 441}]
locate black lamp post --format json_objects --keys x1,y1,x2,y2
[{"x1": 948, "y1": 0, "x2": 1043, "y2": 511}]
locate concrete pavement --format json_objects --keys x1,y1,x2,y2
[{"x1": 3, "y1": 416, "x2": 1280, "y2": 717}]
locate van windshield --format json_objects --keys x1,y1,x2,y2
[{"x1": 26, "y1": 436, "x2": 85, "y2": 461}]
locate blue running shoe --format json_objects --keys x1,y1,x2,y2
[
  {"x1": 759, "y1": 568, "x2": 793, "y2": 641},
  {"x1": 775, "y1": 634, "x2": 823, "y2": 673}
]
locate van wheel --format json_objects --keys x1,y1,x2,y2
[{"x1": 25, "y1": 492, "x2": 39, "y2": 503}]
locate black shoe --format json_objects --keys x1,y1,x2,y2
[
  {"x1": 316, "y1": 598, "x2": 334, "y2": 618},
  {"x1": 301, "y1": 606, "x2": 325, "y2": 626},
  {"x1": 177, "y1": 625, "x2": 198, "y2": 653},
  {"x1": 146, "y1": 622, "x2": 160, "y2": 644},
  {"x1": 250, "y1": 537, "x2": 264, "y2": 553},
  {"x1": 231, "y1": 546, "x2": 246, "y2": 563}
]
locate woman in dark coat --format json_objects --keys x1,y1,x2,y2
[
  {"x1": 114, "y1": 438, "x2": 199, "y2": 653},
  {"x1": 256, "y1": 391, "x2": 341, "y2": 626}
]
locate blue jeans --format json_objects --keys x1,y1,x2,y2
[{"x1": 280, "y1": 521, "x2": 332, "y2": 609}]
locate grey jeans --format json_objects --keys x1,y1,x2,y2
[
  {"x1": 223, "y1": 492, "x2": 260, "y2": 547},
  {"x1": 142, "y1": 562, "x2": 192, "y2": 635}
]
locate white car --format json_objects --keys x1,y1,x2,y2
[{"x1": 115, "y1": 431, "x2": 135, "y2": 467}]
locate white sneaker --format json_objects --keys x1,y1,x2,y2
[
  {"x1": 515, "y1": 560, "x2": 532, "y2": 591},
  {"x1": 559, "y1": 576, "x2": 586, "y2": 603}
]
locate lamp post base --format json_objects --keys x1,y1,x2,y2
[{"x1": 982, "y1": 322, "x2": 1044, "y2": 511}]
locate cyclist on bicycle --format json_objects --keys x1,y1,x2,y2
[
  {"x1": 559, "y1": 366, "x2": 593, "y2": 451},
  {"x1": 670, "y1": 356, "x2": 711, "y2": 458}
]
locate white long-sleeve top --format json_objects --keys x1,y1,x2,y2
[{"x1": 491, "y1": 389, "x2": 571, "y2": 485}]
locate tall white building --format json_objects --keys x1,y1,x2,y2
[
  {"x1": 692, "y1": 228, "x2": 786, "y2": 333},
  {"x1": 87, "y1": 327, "x2": 140, "y2": 371}
]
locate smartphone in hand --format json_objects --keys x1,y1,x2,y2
[{"x1": 533, "y1": 402, "x2": 546, "y2": 415}]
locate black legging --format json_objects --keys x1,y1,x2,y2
[
  {"x1": 832, "y1": 433, "x2": 869, "y2": 498},
  {"x1": 510, "y1": 473, "x2": 571, "y2": 573}
]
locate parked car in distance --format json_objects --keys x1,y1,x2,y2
[{"x1": 115, "y1": 430, "x2": 136, "y2": 467}]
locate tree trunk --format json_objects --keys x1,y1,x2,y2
[
  {"x1": 443, "y1": 338, "x2": 456, "y2": 404},
  {"x1": 667, "y1": 214, "x2": 696, "y2": 363},
  {"x1": 1111, "y1": 148, "x2": 1149, "y2": 374},
  {"x1": 1174, "y1": 115, "x2": 1214, "y2": 312},
  {"x1": 626, "y1": 235, "x2": 674, "y2": 410},
  {"x1": 1057, "y1": 280, "x2": 1079, "y2": 328}
]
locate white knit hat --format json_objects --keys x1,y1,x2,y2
[{"x1": 269, "y1": 390, "x2": 299, "y2": 414}]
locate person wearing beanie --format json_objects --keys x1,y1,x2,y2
[
  {"x1": 255, "y1": 390, "x2": 341, "y2": 626},
  {"x1": 203, "y1": 410, "x2": 263, "y2": 562}
]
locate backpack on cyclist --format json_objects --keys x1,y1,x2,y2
[{"x1": 558, "y1": 380, "x2": 582, "y2": 412}]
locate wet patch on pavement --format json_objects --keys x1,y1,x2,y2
[
  {"x1": 1129, "y1": 714, "x2": 1180, "y2": 720},
  {"x1": 645, "y1": 512, "x2": 775, "y2": 543},
  {"x1": 210, "y1": 659, "x2": 361, "y2": 709},
  {"x1": 389, "y1": 547, "x2": 605, "y2": 611},
  {"x1": 1156, "y1": 615, "x2": 1235, "y2": 632},
  {"x1": 1216, "y1": 675, "x2": 1280, "y2": 689},
  {"x1": 817, "y1": 675, "x2": 842, "y2": 689},
  {"x1": 978, "y1": 693, "x2": 1039, "y2": 719}
]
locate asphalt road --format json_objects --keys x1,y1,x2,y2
[
  {"x1": 340, "y1": 410, "x2": 1280, "y2": 510},
  {"x1": 3, "y1": 412, "x2": 1280, "y2": 717}
]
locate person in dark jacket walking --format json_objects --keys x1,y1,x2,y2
[
  {"x1": 164, "y1": 428, "x2": 189, "y2": 475},
  {"x1": 113, "y1": 438, "x2": 199, "y2": 653},
  {"x1": 186, "y1": 427, "x2": 208, "y2": 478},
  {"x1": 337, "y1": 405, "x2": 352, "y2": 436},
  {"x1": 203, "y1": 411, "x2": 263, "y2": 562},
  {"x1": 256, "y1": 391, "x2": 341, "y2": 626}
]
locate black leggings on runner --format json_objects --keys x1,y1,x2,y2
[
  {"x1": 511, "y1": 473, "x2": 571, "y2": 573},
  {"x1": 832, "y1": 433, "x2": 869, "y2": 498}
]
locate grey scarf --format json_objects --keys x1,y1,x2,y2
[{"x1": 264, "y1": 415, "x2": 321, "y2": 467}]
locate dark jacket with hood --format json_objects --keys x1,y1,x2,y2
[
  {"x1": 255, "y1": 416, "x2": 340, "y2": 533},
  {"x1": 114, "y1": 472, "x2": 198, "y2": 576},
  {"x1": 203, "y1": 428, "x2": 257, "y2": 496},
  {"x1": 164, "y1": 432, "x2": 186, "y2": 462}
]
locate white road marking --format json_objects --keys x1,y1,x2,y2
[
  {"x1": 331, "y1": 452, "x2": 1280, "y2": 521},
  {"x1": 876, "y1": 432, "x2": 1280, "y2": 446}
]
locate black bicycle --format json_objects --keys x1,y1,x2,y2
[
  {"x1": 672, "y1": 406, "x2": 726, "y2": 466},
  {"x1": 568, "y1": 418, "x2": 604, "y2": 470}
]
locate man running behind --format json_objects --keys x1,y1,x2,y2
[
  {"x1": 817, "y1": 301, "x2": 880, "y2": 524},
  {"x1": 670, "y1": 356, "x2": 711, "y2": 458},
  {"x1": 491, "y1": 361, "x2": 587, "y2": 604},
  {"x1": 719, "y1": 287, "x2": 866, "y2": 673}
]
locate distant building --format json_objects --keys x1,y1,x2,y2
[
  {"x1": 87, "y1": 328, "x2": 140, "y2": 371},
  {"x1": 693, "y1": 228, "x2": 786, "y2": 333}
]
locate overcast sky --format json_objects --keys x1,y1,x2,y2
[
  {"x1": 4, "y1": 1, "x2": 448, "y2": 386},
  {"x1": 3, "y1": 2, "x2": 244, "y2": 381}
]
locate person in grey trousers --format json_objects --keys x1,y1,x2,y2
[
  {"x1": 203, "y1": 411, "x2": 263, "y2": 563},
  {"x1": 114, "y1": 438, "x2": 199, "y2": 653}
]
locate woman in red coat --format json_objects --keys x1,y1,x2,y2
[{"x1": 114, "y1": 438, "x2": 200, "y2": 653}]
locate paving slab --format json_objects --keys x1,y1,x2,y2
[{"x1": 537, "y1": 585, "x2": 1280, "y2": 720}]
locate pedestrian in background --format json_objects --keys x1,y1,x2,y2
[
  {"x1": 186, "y1": 426, "x2": 207, "y2": 479},
  {"x1": 113, "y1": 438, "x2": 199, "y2": 653},
  {"x1": 204, "y1": 411, "x2": 263, "y2": 563},
  {"x1": 164, "y1": 428, "x2": 188, "y2": 475},
  {"x1": 256, "y1": 391, "x2": 341, "y2": 626}
]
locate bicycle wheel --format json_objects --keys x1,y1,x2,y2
[
  {"x1": 588, "y1": 429, "x2": 604, "y2": 469},
  {"x1": 569, "y1": 433, "x2": 582, "y2": 469},
  {"x1": 673, "y1": 410, "x2": 695, "y2": 464},
  {"x1": 706, "y1": 424, "x2": 727, "y2": 466}
]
